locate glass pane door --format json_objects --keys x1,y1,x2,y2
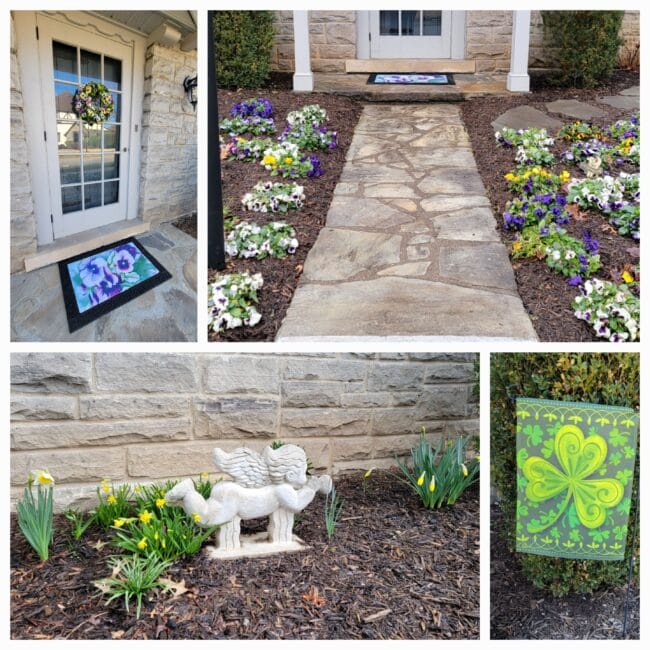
[
  {"x1": 53, "y1": 40, "x2": 122, "y2": 215},
  {"x1": 379, "y1": 11, "x2": 442, "y2": 37},
  {"x1": 372, "y1": 10, "x2": 451, "y2": 58}
]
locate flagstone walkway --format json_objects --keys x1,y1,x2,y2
[{"x1": 278, "y1": 104, "x2": 537, "y2": 341}]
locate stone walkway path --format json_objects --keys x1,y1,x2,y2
[
  {"x1": 11, "y1": 223, "x2": 197, "y2": 342},
  {"x1": 278, "y1": 104, "x2": 537, "y2": 341}
]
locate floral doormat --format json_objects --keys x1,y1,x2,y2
[
  {"x1": 367, "y1": 73, "x2": 454, "y2": 85},
  {"x1": 58, "y1": 237, "x2": 171, "y2": 332},
  {"x1": 515, "y1": 398, "x2": 638, "y2": 561}
]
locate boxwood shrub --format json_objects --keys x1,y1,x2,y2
[
  {"x1": 491, "y1": 353, "x2": 639, "y2": 595},
  {"x1": 213, "y1": 11, "x2": 275, "y2": 89}
]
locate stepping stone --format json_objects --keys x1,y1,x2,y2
[
  {"x1": 620, "y1": 86, "x2": 639, "y2": 96},
  {"x1": 598, "y1": 95, "x2": 639, "y2": 111},
  {"x1": 545, "y1": 99, "x2": 606, "y2": 120},
  {"x1": 491, "y1": 105, "x2": 562, "y2": 132},
  {"x1": 418, "y1": 168, "x2": 486, "y2": 196},
  {"x1": 430, "y1": 208, "x2": 500, "y2": 242},
  {"x1": 327, "y1": 197, "x2": 413, "y2": 230}
]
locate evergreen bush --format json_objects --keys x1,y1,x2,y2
[
  {"x1": 213, "y1": 11, "x2": 275, "y2": 89},
  {"x1": 491, "y1": 353, "x2": 639, "y2": 595},
  {"x1": 541, "y1": 11, "x2": 624, "y2": 88}
]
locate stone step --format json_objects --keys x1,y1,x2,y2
[{"x1": 345, "y1": 58, "x2": 476, "y2": 74}]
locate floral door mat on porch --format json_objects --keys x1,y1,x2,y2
[
  {"x1": 367, "y1": 73, "x2": 455, "y2": 85},
  {"x1": 515, "y1": 397, "x2": 638, "y2": 561},
  {"x1": 58, "y1": 237, "x2": 172, "y2": 332}
]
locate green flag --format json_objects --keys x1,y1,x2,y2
[{"x1": 515, "y1": 398, "x2": 638, "y2": 561}]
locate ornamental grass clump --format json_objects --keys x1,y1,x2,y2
[
  {"x1": 323, "y1": 487, "x2": 344, "y2": 540},
  {"x1": 17, "y1": 470, "x2": 55, "y2": 561},
  {"x1": 397, "y1": 432, "x2": 478, "y2": 509},
  {"x1": 225, "y1": 221, "x2": 298, "y2": 260}
]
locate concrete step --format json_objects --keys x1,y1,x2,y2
[
  {"x1": 24, "y1": 219, "x2": 151, "y2": 271},
  {"x1": 345, "y1": 58, "x2": 476, "y2": 74}
]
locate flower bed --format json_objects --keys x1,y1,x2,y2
[{"x1": 209, "y1": 89, "x2": 362, "y2": 341}]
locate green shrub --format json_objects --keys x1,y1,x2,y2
[
  {"x1": 213, "y1": 11, "x2": 275, "y2": 89},
  {"x1": 541, "y1": 11, "x2": 624, "y2": 88},
  {"x1": 491, "y1": 353, "x2": 640, "y2": 595}
]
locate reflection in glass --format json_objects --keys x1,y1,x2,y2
[
  {"x1": 104, "y1": 56, "x2": 122, "y2": 91},
  {"x1": 54, "y1": 82, "x2": 77, "y2": 119},
  {"x1": 401, "y1": 11, "x2": 420, "y2": 36},
  {"x1": 107, "y1": 93, "x2": 121, "y2": 123},
  {"x1": 83, "y1": 155, "x2": 102, "y2": 182},
  {"x1": 104, "y1": 180, "x2": 119, "y2": 205},
  {"x1": 103, "y1": 124, "x2": 120, "y2": 151},
  {"x1": 80, "y1": 49, "x2": 101, "y2": 84},
  {"x1": 423, "y1": 11, "x2": 442, "y2": 36},
  {"x1": 84, "y1": 182, "x2": 102, "y2": 209},
  {"x1": 379, "y1": 11, "x2": 399, "y2": 35},
  {"x1": 62, "y1": 185, "x2": 82, "y2": 214},
  {"x1": 104, "y1": 153, "x2": 120, "y2": 180},
  {"x1": 83, "y1": 124, "x2": 102, "y2": 152},
  {"x1": 53, "y1": 41, "x2": 77, "y2": 82},
  {"x1": 59, "y1": 155, "x2": 81, "y2": 185},
  {"x1": 58, "y1": 122, "x2": 80, "y2": 151}
]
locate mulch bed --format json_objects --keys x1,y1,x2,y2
[
  {"x1": 11, "y1": 471, "x2": 479, "y2": 640},
  {"x1": 172, "y1": 214, "x2": 197, "y2": 239},
  {"x1": 490, "y1": 503, "x2": 639, "y2": 640},
  {"x1": 460, "y1": 70, "x2": 639, "y2": 341},
  {"x1": 208, "y1": 87, "x2": 363, "y2": 341}
]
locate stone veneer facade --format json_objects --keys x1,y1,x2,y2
[
  {"x1": 10, "y1": 353, "x2": 479, "y2": 511},
  {"x1": 271, "y1": 10, "x2": 639, "y2": 74}
]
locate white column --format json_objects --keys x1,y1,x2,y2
[
  {"x1": 507, "y1": 10, "x2": 531, "y2": 92},
  {"x1": 293, "y1": 10, "x2": 313, "y2": 92}
]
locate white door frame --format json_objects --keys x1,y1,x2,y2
[
  {"x1": 14, "y1": 11, "x2": 145, "y2": 246},
  {"x1": 357, "y1": 10, "x2": 465, "y2": 60}
]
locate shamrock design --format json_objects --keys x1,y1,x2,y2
[{"x1": 523, "y1": 424, "x2": 623, "y2": 533}]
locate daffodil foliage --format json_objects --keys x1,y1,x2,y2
[{"x1": 516, "y1": 398, "x2": 638, "y2": 561}]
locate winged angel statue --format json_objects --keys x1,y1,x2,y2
[{"x1": 166, "y1": 444, "x2": 332, "y2": 555}]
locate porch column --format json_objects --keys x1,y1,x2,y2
[
  {"x1": 507, "y1": 10, "x2": 531, "y2": 92},
  {"x1": 292, "y1": 10, "x2": 313, "y2": 92}
]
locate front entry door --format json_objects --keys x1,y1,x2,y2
[
  {"x1": 370, "y1": 10, "x2": 452, "y2": 58},
  {"x1": 37, "y1": 15, "x2": 133, "y2": 239}
]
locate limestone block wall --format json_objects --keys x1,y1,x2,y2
[
  {"x1": 10, "y1": 13, "x2": 37, "y2": 274},
  {"x1": 139, "y1": 43, "x2": 197, "y2": 226},
  {"x1": 10, "y1": 352, "x2": 479, "y2": 511},
  {"x1": 271, "y1": 11, "x2": 357, "y2": 73}
]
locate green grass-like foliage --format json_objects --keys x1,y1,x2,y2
[
  {"x1": 213, "y1": 11, "x2": 275, "y2": 89},
  {"x1": 97, "y1": 554, "x2": 171, "y2": 619},
  {"x1": 541, "y1": 11, "x2": 624, "y2": 88},
  {"x1": 491, "y1": 353, "x2": 640, "y2": 595},
  {"x1": 324, "y1": 486, "x2": 344, "y2": 540},
  {"x1": 64, "y1": 508, "x2": 95, "y2": 541},
  {"x1": 17, "y1": 482, "x2": 54, "y2": 561},
  {"x1": 398, "y1": 433, "x2": 479, "y2": 509}
]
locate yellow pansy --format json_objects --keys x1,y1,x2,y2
[
  {"x1": 139, "y1": 510, "x2": 153, "y2": 524},
  {"x1": 262, "y1": 154, "x2": 277, "y2": 166},
  {"x1": 622, "y1": 271, "x2": 634, "y2": 283},
  {"x1": 107, "y1": 494, "x2": 117, "y2": 505},
  {"x1": 512, "y1": 241, "x2": 522, "y2": 252},
  {"x1": 284, "y1": 157, "x2": 293, "y2": 165}
]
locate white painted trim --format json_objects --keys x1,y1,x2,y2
[
  {"x1": 356, "y1": 11, "x2": 370, "y2": 59},
  {"x1": 508, "y1": 10, "x2": 531, "y2": 92},
  {"x1": 292, "y1": 10, "x2": 313, "y2": 92},
  {"x1": 127, "y1": 33, "x2": 145, "y2": 221},
  {"x1": 450, "y1": 11, "x2": 466, "y2": 60}
]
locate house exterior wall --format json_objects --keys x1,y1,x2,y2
[
  {"x1": 10, "y1": 14, "x2": 38, "y2": 274},
  {"x1": 10, "y1": 352, "x2": 479, "y2": 511},
  {"x1": 271, "y1": 10, "x2": 639, "y2": 73},
  {"x1": 139, "y1": 43, "x2": 197, "y2": 226}
]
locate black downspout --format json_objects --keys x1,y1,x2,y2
[{"x1": 207, "y1": 10, "x2": 225, "y2": 270}]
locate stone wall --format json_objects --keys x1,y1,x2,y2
[
  {"x1": 271, "y1": 11, "x2": 357, "y2": 73},
  {"x1": 10, "y1": 13, "x2": 37, "y2": 274},
  {"x1": 10, "y1": 352, "x2": 479, "y2": 511},
  {"x1": 139, "y1": 43, "x2": 197, "y2": 226}
]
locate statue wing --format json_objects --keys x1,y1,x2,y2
[{"x1": 212, "y1": 447, "x2": 270, "y2": 488}]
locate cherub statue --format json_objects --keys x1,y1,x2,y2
[{"x1": 166, "y1": 444, "x2": 332, "y2": 556}]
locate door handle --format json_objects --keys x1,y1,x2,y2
[{"x1": 123, "y1": 147, "x2": 128, "y2": 152}]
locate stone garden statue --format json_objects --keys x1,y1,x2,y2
[{"x1": 165, "y1": 444, "x2": 332, "y2": 559}]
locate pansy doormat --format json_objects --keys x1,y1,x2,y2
[
  {"x1": 516, "y1": 398, "x2": 638, "y2": 561},
  {"x1": 58, "y1": 237, "x2": 171, "y2": 332},
  {"x1": 367, "y1": 73, "x2": 454, "y2": 85}
]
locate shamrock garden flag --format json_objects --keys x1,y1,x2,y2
[{"x1": 516, "y1": 398, "x2": 638, "y2": 561}]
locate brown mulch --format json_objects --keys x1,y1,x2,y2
[
  {"x1": 490, "y1": 503, "x2": 639, "y2": 640},
  {"x1": 11, "y1": 471, "x2": 479, "y2": 640},
  {"x1": 208, "y1": 86, "x2": 363, "y2": 341},
  {"x1": 172, "y1": 214, "x2": 197, "y2": 239},
  {"x1": 460, "y1": 70, "x2": 639, "y2": 341}
]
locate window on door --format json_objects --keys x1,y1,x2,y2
[
  {"x1": 52, "y1": 41, "x2": 122, "y2": 214},
  {"x1": 379, "y1": 11, "x2": 442, "y2": 37}
]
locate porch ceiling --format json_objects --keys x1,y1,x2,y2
[{"x1": 92, "y1": 10, "x2": 197, "y2": 36}]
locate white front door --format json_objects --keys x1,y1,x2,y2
[
  {"x1": 370, "y1": 10, "x2": 452, "y2": 58},
  {"x1": 37, "y1": 15, "x2": 133, "y2": 239}
]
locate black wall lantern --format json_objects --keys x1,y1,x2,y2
[{"x1": 183, "y1": 75, "x2": 198, "y2": 110}]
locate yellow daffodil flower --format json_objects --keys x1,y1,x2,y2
[
  {"x1": 139, "y1": 510, "x2": 153, "y2": 524},
  {"x1": 161, "y1": 539, "x2": 166, "y2": 549},
  {"x1": 134, "y1": 485, "x2": 142, "y2": 493},
  {"x1": 200, "y1": 472, "x2": 209, "y2": 479},
  {"x1": 107, "y1": 494, "x2": 117, "y2": 505},
  {"x1": 476, "y1": 454, "x2": 481, "y2": 462},
  {"x1": 155, "y1": 498, "x2": 166, "y2": 508},
  {"x1": 154, "y1": 531, "x2": 159, "y2": 541},
  {"x1": 32, "y1": 470, "x2": 54, "y2": 485},
  {"x1": 364, "y1": 468, "x2": 375, "y2": 479},
  {"x1": 417, "y1": 471, "x2": 426, "y2": 486},
  {"x1": 113, "y1": 518, "x2": 125, "y2": 528},
  {"x1": 461, "y1": 463, "x2": 469, "y2": 477},
  {"x1": 137, "y1": 538, "x2": 147, "y2": 550},
  {"x1": 101, "y1": 483, "x2": 111, "y2": 493},
  {"x1": 428, "y1": 475, "x2": 436, "y2": 493},
  {"x1": 192, "y1": 512, "x2": 201, "y2": 523}
]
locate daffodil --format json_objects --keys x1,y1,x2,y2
[
  {"x1": 428, "y1": 475, "x2": 436, "y2": 493},
  {"x1": 113, "y1": 518, "x2": 125, "y2": 528},
  {"x1": 364, "y1": 468, "x2": 375, "y2": 479},
  {"x1": 417, "y1": 471, "x2": 426, "y2": 486},
  {"x1": 139, "y1": 510, "x2": 153, "y2": 524},
  {"x1": 155, "y1": 498, "x2": 166, "y2": 508},
  {"x1": 101, "y1": 483, "x2": 111, "y2": 493},
  {"x1": 31, "y1": 470, "x2": 54, "y2": 485},
  {"x1": 107, "y1": 494, "x2": 117, "y2": 505},
  {"x1": 192, "y1": 512, "x2": 201, "y2": 523},
  {"x1": 134, "y1": 485, "x2": 142, "y2": 493},
  {"x1": 200, "y1": 472, "x2": 209, "y2": 480},
  {"x1": 137, "y1": 538, "x2": 147, "y2": 550}
]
